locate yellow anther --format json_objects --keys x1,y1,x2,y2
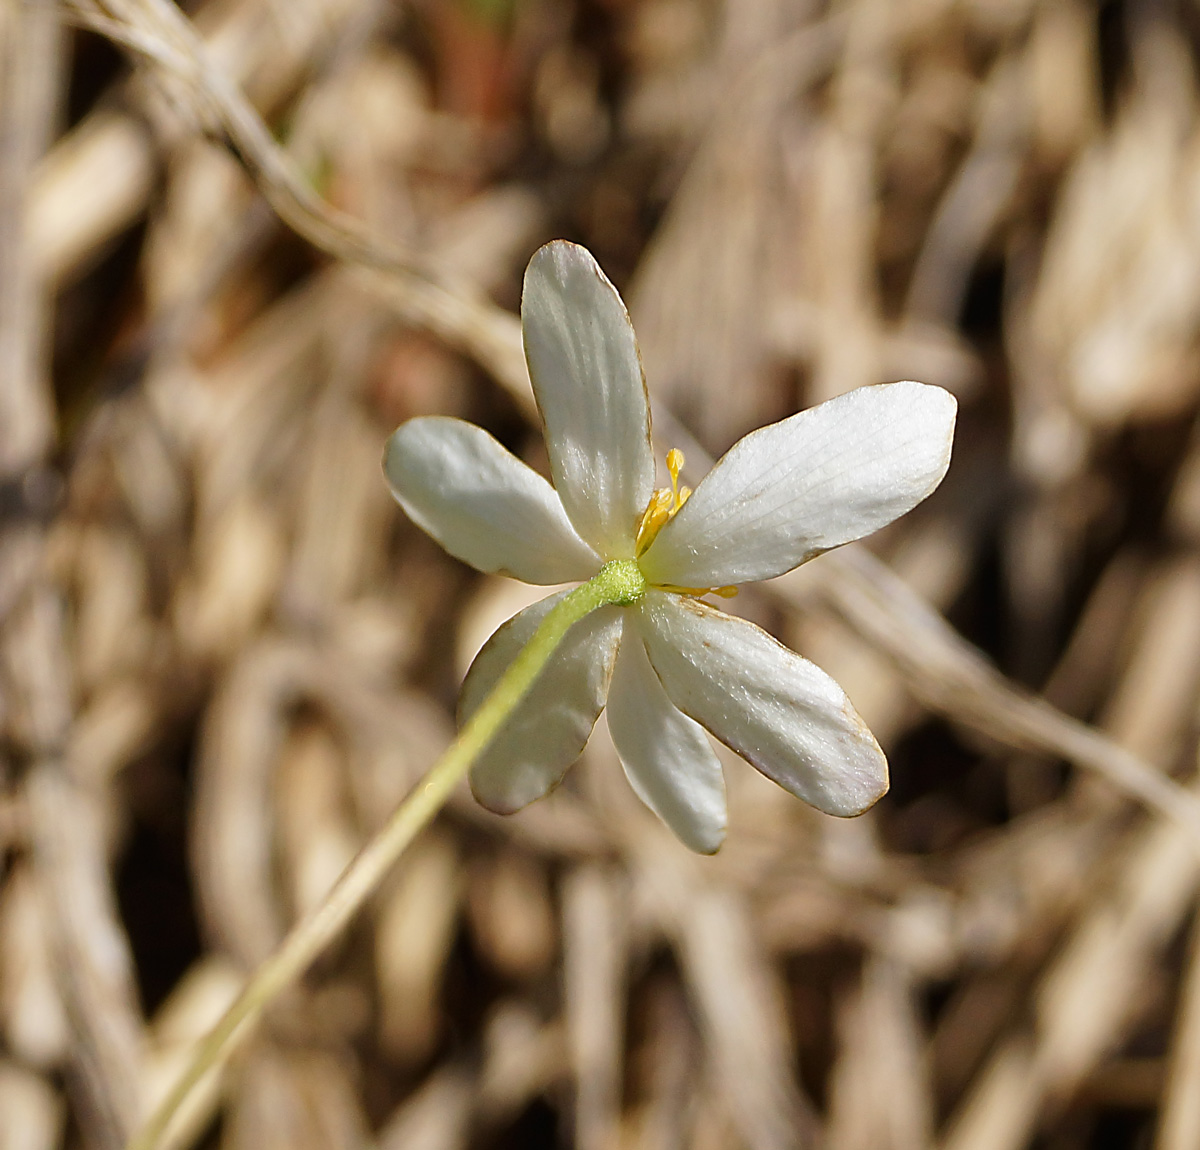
[
  {"x1": 665, "y1": 449, "x2": 690, "y2": 512},
  {"x1": 667, "y1": 448, "x2": 685, "y2": 486},
  {"x1": 636, "y1": 448, "x2": 693, "y2": 555},
  {"x1": 634, "y1": 491, "x2": 671, "y2": 554}
]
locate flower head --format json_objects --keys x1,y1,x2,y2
[{"x1": 384, "y1": 241, "x2": 956, "y2": 852}]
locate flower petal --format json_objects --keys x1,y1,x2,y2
[
  {"x1": 384, "y1": 416, "x2": 600, "y2": 584},
  {"x1": 460, "y1": 591, "x2": 624, "y2": 814},
  {"x1": 522, "y1": 241, "x2": 655, "y2": 559},
  {"x1": 635, "y1": 592, "x2": 887, "y2": 816},
  {"x1": 607, "y1": 628, "x2": 726, "y2": 854},
  {"x1": 639, "y1": 381, "x2": 957, "y2": 588}
]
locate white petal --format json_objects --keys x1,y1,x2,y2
[
  {"x1": 522, "y1": 241, "x2": 654, "y2": 559},
  {"x1": 607, "y1": 628, "x2": 726, "y2": 854},
  {"x1": 636, "y1": 592, "x2": 887, "y2": 816},
  {"x1": 639, "y1": 381, "x2": 957, "y2": 588},
  {"x1": 460, "y1": 591, "x2": 623, "y2": 814},
  {"x1": 384, "y1": 416, "x2": 600, "y2": 584}
]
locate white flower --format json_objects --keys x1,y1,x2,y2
[{"x1": 384, "y1": 241, "x2": 957, "y2": 853}]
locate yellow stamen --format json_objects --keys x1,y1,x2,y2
[
  {"x1": 635, "y1": 490, "x2": 674, "y2": 553},
  {"x1": 666, "y1": 448, "x2": 684, "y2": 487},
  {"x1": 636, "y1": 448, "x2": 693, "y2": 555},
  {"x1": 634, "y1": 450, "x2": 738, "y2": 598}
]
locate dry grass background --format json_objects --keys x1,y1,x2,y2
[{"x1": 6, "y1": 0, "x2": 1200, "y2": 1147}]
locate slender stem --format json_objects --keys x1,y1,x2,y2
[{"x1": 127, "y1": 560, "x2": 646, "y2": 1150}]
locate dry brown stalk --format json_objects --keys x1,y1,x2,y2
[
  {"x1": 562, "y1": 865, "x2": 627, "y2": 1150},
  {"x1": 1155, "y1": 912, "x2": 1200, "y2": 1150},
  {"x1": 940, "y1": 772, "x2": 1200, "y2": 1150},
  {"x1": 0, "y1": 0, "x2": 61, "y2": 477},
  {"x1": 799, "y1": 547, "x2": 1200, "y2": 841}
]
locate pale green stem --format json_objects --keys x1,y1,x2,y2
[{"x1": 127, "y1": 559, "x2": 646, "y2": 1150}]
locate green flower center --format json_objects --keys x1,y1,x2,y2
[{"x1": 595, "y1": 558, "x2": 647, "y2": 606}]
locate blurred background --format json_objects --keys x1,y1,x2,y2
[{"x1": 6, "y1": 0, "x2": 1200, "y2": 1147}]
